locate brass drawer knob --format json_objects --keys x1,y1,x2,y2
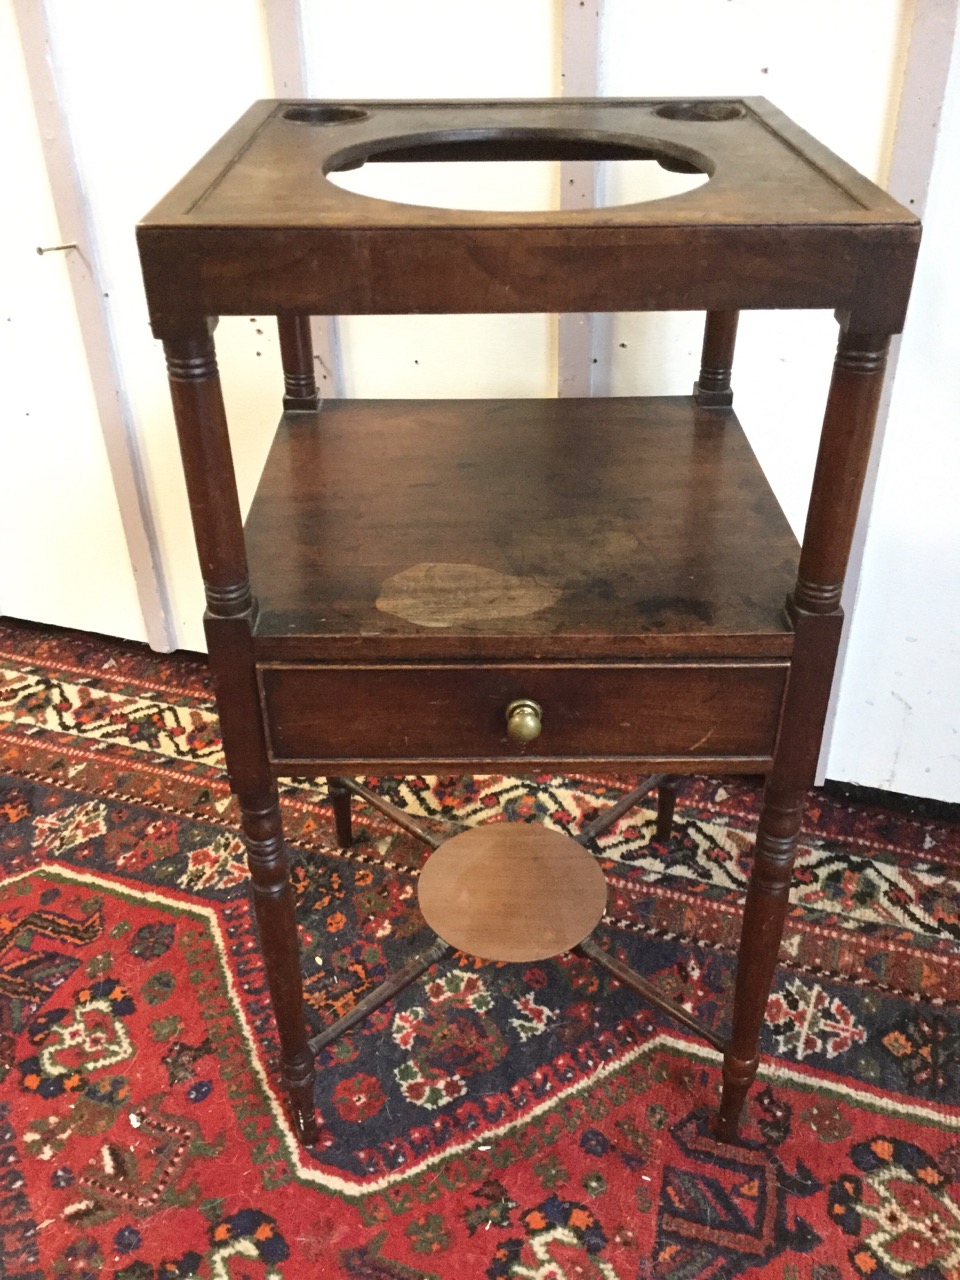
[{"x1": 506, "y1": 698, "x2": 542, "y2": 742}]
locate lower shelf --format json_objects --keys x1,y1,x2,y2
[{"x1": 244, "y1": 395, "x2": 799, "y2": 663}]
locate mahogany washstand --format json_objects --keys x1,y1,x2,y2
[{"x1": 138, "y1": 97, "x2": 919, "y2": 1146}]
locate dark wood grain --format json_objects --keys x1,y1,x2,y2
[
  {"x1": 695, "y1": 310, "x2": 739, "y2": 407},
  {"x1": 794, "y1": 330, "x2": 890, "y2": 613},
  {"x1": 277, "y1": 314, "x2": 320, "y2": 411},
  {"x1": 163, "y1": 329, "x2": 250, "y2": 614},
  {"x1": 245, "y1": 397, "x2": 800, "y2": 661},
  {"x1": 655, "y1": 778, "x2": 679, "y2": 842},
  {"x1": 138, "y1": 99, "x2": 918, "y2": 336},
  {"x1": 141, "y1": 223, "x2": 916, "y2": 337},
  {"x1": 326, "y1": 776, "x2": 353, "y2": 848},
  {"x1": 258, "y1": 660, "x2": 789, "y2": 769},
  {"x1": 162, "y1": 328, "x2": 318, "y2": 1145},
  {"x1": 717, "y1": 590, "x2": 846, "y2": 1139}
]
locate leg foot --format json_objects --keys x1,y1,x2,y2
[
  {"x1": 327, "y1": 776, "x2": 353, "y2": 847},
  {"x1": 716, "y1": 784, "x2": 804, "y2": 1142},
  {"x1": 240, "y1": 790, "x2": 317, "y2": 1147},
  {"x1": 287, "y1": 1049, "x2": 320, "y2": 1145},
  {"x1": 714, "y1": 1052, "x2": 759, "y2": 1142}
]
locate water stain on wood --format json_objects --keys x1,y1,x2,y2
[{"x1": 376, "y1": 562, "x2": 561, "y2": 628}]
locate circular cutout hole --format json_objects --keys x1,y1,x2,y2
[
  {"x1": 326, "y1": 128, "x2": 711, "y2": 212},
  {"x1": 283, "y1": 104, "x2": 369, "y2": 125},
  {"x1": 654, "y1": 101, "x2": 745, "y2": 123}
]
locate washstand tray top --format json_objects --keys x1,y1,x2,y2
[
  {"x1": 142, "y1": 96, "x2": 916, "y2": 229},
  {"x1": 137, "y1": 97, "x2": 919, "y2": 332}
]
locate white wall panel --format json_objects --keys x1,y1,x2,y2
[
  {"x1": 300, "y1": 0, "x2": 559, "y2": 399},
  {"x1": 601, "y1": 0, "x2": 913, "y2": 173},
  {"x1": 45, "y1": 0, "x2": 280, "y2": 651},
  {"x1": 597, "y1": 0, "x2": 915, "y2": 537},
  {"x1": 300, "y1": 0, "x2": 559, "y2": 100},
  {"x1": 0, "y1": 0, "x2": 143, "y2": 639},
  {"x1": 829, "y1": 12, "x2": 960, "y2": 801}
]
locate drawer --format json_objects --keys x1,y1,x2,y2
[{"x1": 258, "y1": 661, "x2": 788, "y2": 767}]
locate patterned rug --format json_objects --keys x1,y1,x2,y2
[{"x1": 1, "y1": 618, "x2": 959, "y2": 1280}]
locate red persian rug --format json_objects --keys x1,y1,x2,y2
[{"x1": 1, "y1": 618, "x2": 959, "y2": 1279}]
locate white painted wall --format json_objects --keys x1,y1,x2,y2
[
  {"x1": 4, "y1": 0, "x2": 956, "y2": 799},
  {"x1": 598, "y1": 0, "x2": 916, "y2": 535},
  {"x1": 0, "y1": 0, "x2": 143, "y2": 640},
  {"x1": 300, "y1": 0, "x2": 560, "y2": 401},
  {"x1": 43, "y1": 0, "x2": 282, "y2": 652},
  {"x1": 828, "y1": 10, "x2": 960, "y2": 802}
]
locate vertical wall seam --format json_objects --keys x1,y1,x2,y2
[{"x1": 12, "y1": 0, "x2": 175, "y2": 650}]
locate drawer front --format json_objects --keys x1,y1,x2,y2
[{"x1": 258, "y1": 662, "x2": 788, "y2": 765}]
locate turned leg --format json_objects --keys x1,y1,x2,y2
[
  {"x1": 163, "y1": 324, "x2": 317, "y2": 1145},
  {"x1": 694, "y1": 310, "x2": 739, "y2": 407},
  {"x1": 240, "y1": 789, "x2": 318, "y2": 1145},
  {"x1": 715, "y1": 324, "x2": 893, "y2": 1141},
  {"x1": 327, "y1": 776, "x2": 354, "y2": 847},
  {"x1": 277, "y1": 314, "x2": 320, "y2": 411},
  {"x1": 655, "y1": 777, "x2": 678, "y2": 842},
  {"x1": 716, "y1": 786, "x2": 804, "y2": 1141}
]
